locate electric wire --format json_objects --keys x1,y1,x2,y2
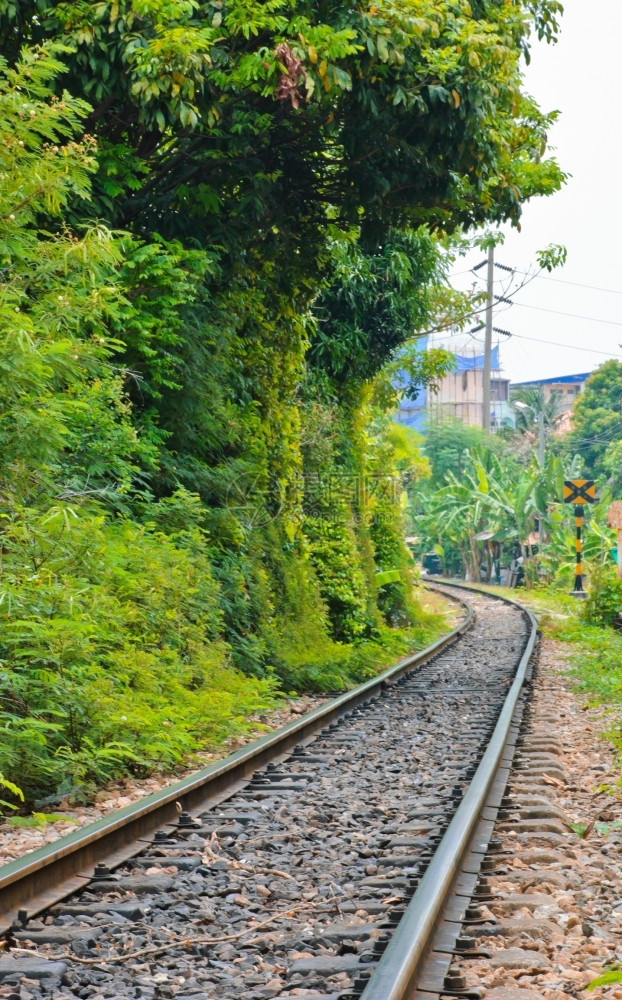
[
  {"x1": 512, "y1": 270, "x2": 622, "y2": 297},
  {"x1": 446, "y1": 327, "x2": 621, "y2": 358},
  {"x1": 510, "y1": 301, "x2": 622, "y2": 327},
  {"x1": 568, "y1": 428, "x2": 622, "y2": 446},
  {"x1": 453, "y1": 263, "x2": 622, "y2": 298},
  {"x1": 452, "y1": 263, "x2": 621, "y2": 325},
  {"x1": 432, "y1": 259, "x2": 622, "y2": 393},
  {"x1": 509, "y1": 332, "x2": 622, "y2": 357},
  {"x1": 419, "y1": 262, "x2": 622, "y2": 450}
]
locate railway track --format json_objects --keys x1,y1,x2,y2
[{"x1": 0, "y1": 584, "x2": 537, "y2": 1000}]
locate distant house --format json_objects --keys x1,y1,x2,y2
[
  {"x1": 512, "y1": 372, "x2": 591, "y2": 413},
  {"x1": 396, "y1": 345, "x2": 514, "y2": 433}
]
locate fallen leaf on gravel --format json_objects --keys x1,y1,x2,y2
[{"x1": 542, "y1": 774, "x2": 564, "y2": 788}]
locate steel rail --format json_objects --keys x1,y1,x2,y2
[
  {"x1": 361, "y1": 581, "x2": 537, "y2": 1000},
  {"x1": 0, "y1": 588, "x2": 472, "y2": 933}
]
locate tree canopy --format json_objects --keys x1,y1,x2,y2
[
  {"x1": 565, "y1": 361, "x2": 622, "y2": 481},
  {"x1": 0, "y1": 0, "x2": 568, "y2": 808},
  {"x1": 0, "y1": 0, "x2": 565, "y2": 260}
]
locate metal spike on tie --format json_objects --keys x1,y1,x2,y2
[
  {"x1": 92, "y1": 863, "x2": 112, "y2": 880},
  {"x1": 177, "y1": 810, "x2": 201, "y2": 828},
  {"x1": 444, "y1": 966, "x2": 467, "y2": 991}
]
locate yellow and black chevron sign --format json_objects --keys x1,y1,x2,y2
[{"x1": 563, "y1": 480, "x2": 596, "y2": 505}]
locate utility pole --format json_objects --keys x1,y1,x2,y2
[
  {"x1": 537, "y1": 414, "x2": 545, "y2": 466},
  {"x1": 537, "y1": 413, "x2": 545, "y2": 547},
  {"x1": 482, "y1": 244, "x2": 494, "y2": 433}
]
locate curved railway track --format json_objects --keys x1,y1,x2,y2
[{"x1": 0, "y1": 584, "x2": 537, "y2": 1000}]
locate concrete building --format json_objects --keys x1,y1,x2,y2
[
  {"x1": 396, "y1": 352, "x2": 593, "y2": 434},
  {"x1": 396, "y1": 344, "x2": 514, "y2": 432},
  {"x1": 427, "y1": 366, "x2": 512, "y2": 430},
  {"x1": 511, "y1": 372, "x2": 591, "y2": 413}
]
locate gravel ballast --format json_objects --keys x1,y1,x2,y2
[
  {"x1": 0, "y1": 592, "x2": 528, "y2": 999},
  {"x1": 451, "y1": 633, "x2": 622, "y2": 1000}
]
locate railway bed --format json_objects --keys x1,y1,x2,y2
[{"x1": 0, "y1": 586, "x2": 537, "y2": 1000}]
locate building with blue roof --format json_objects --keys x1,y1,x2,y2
[{"x1": 512, "y1": 372, "x2": 591, "y2": 412}]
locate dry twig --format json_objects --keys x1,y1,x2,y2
[{"x1": 7, "y1": 901, "x2": 327, "y2": 968}]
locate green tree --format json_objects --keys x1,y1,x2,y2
[
  {"x1": 0, "y1": 46, "x2": 149, "y2": 500},
  {"x1": 309, "y1": 229, "x2": 448, "y2": 386},
  {"x1": 0, "y1": 0, "x2": 565, "y2": 259},
  {"x1": 419, "y1": 444, "x2": 563, "y2": 583},
  {"x1": 421, "y1": 419, "x2": 517, "y2": 489},
  {"x1": 564, "y1": 361, "x2": 622, "y2": 482},
  {"x1": 0, "y1": 51, "x2": 280, "y2": 805},
  {"x1": 0, "y1": 0, "x2": 571, "y2": 806}
]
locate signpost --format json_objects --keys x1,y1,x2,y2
[
  {"x1": 607, "y1": 501, "x2": 622, "y2": 580},
  {"x1": 563, "y1": 480, "x2": 596, "y2": 596},
  {"x1": 562, "y1": 481, "x2": 596, "y2": 505}
]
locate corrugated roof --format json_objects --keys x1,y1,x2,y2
[{"x1": 513, "y1": 372, "x2": 592, "y2": 387}]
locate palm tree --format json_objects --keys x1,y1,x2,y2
[{"x1": 510, "y1": 385, "x2": 561, "y2": 433}]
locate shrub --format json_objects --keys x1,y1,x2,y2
[
  {"x1": 581, "y1": 565, "x2": 622, "y2": 628},
  {"x1": 0, "y1": 502, "x2": 277, "y2": 806}
]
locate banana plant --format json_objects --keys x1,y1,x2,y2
[
  {"x1": 542, "y1": 486, "x2": 616, "y2": 582},
  {"x1": 420, "y1": 447, "x2": 564, "y2": 584}
]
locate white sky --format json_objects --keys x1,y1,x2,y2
[{"x1": 430, "y1": 0, "x2": 622, "y2": 384}]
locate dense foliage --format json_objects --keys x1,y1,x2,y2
[
  {"x1": 0, "y1": 0, "x2": 564, "y2": 245},
  {"x1": 0, "y1": 0, "x2": 566, "y2": 808},
  {"x1": 562, "y1": 361, "x2": 622, "y2": 484},
  {"x1": 416, "y1": 379, "x2": 622, "y2": 590},
  {"x1": 417, "y1": 427, "x2": 552, "y2": 582}
]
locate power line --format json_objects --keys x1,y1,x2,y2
[
  {"x1": 510, "y1": 332, "x2": 622, "y2": 357},
  {"x1": 431, "y1": 261, "x2": 621, "y2": 341},
  {"x1": 448, "y1": 267, "x2": 477, "y2": 278},
  {"x1": 453, "y1": 263, "x2": 622, "y2": 298},
  {"x1": 569, "y1": 428, "x2": 622, "y2": 446},
  {"x1": 513, "y1": 269, "x2": 622, "y2": 297},
  {"x1": 511, "y1": 301, "x2": 622, "y2": 327}
]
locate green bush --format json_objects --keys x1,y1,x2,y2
[
  {"x1": 0, "y1": 501, "x2": 278, "y2": 806},
  {"x1": 303, "y1": 494, "x2": 374, "y2": 643},
  {"x1": 581, "y1": 565, "x2": 622, "y2": 628}
]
